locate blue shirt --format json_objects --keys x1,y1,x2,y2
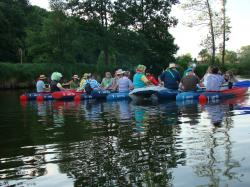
[
  {"x1": 117, "y1": 77, "x2": 133, "y2": 93},
  {"x1": 83, "y1": 79, "x2": 100, "y2": 90},
  {"x1": 36, "y1": 80, "x2": 45, "y2": 92},
  {"x1": 160, "y1": 69, "x2": 181, "y2": 90}
]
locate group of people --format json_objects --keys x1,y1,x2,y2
[{"x1": 36, "y1": 63, "x2": 237, "y2": 93}]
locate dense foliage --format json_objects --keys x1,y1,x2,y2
[{"x1": 0, "y1": 0, "x2": 179, "y2": 75}]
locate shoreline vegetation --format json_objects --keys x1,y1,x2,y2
[
  {"x1": 1, "y1": 1, "x2": 250, "y2": 90},
  {"x1": 0, "y1": 62, "x2": 246, "y2": 89}
]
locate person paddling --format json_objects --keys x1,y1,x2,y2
[
  {"x1": 180, "y1": 68, "x2": 202, "y2": 91},
  {"x1": 160, "y1": 63, "x2": 181, "y2": 90},
  {"x1": 36, "y1": 75, "x2": 50, "y2": 93},
  {"x1": 63, "y1": 75, "x2": 80, "y2": 90},
  {"x1": 114, "y1": 70, "x2": 133, "y2": 93},
  {"x1": 133, "y1": 65, "x2": 151, "y2": 89},
  {"x1": 204, "y1": 66, "x2": 225, "y2": 91},
  {"x1": 50, "y1": 72, "x2": 66, "y2": 92}
]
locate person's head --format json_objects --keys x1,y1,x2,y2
[
  {"x1": 189, "y1": 62, "x2": 196, "y2": 70},
  {"x1": 225, "y1": 70, "x2": 234, "y2": 77},
  {"x1": 211, "y1": 66, "x2": 219, "y2": 74},
  {"x1": 38, "y1": 75, "x2": 47, "y2": 81},
  {"x1": 186, "y1": 68, "x2": 194, "y2": 76},
  {"x1": 123, "y1": 71, "x2": 130, "y2": 77},
  {"x1": 72, "y1": 74, "x2": 79, "y2": 81},
  {"x1": 145, "y1": 69, "x2": 152, "y2": 76},
  {"x1": 136, "y1": 64, "x2": 146, "y2": 73},
  {"x1": 105, "y1": 72, "x2": 112, "y2": 78},
  {"x1": 86, "y1": 73, "x2": 92, "y2": 79},
  {"x1": 82, "y1": 73, "x2": 89, "y2": 80},
  {"x1": 206, "y1": 66, "x2": 212, "y2": 74},
  {"x1": 116, "y1": 69, "x2": 124, "y2": 77},
  {"x1": 51, "y1": 72, "x2": 63, "y2": 81},
  {"x1": 168, "y1": 63, "x2": 177, "y2": 69}
]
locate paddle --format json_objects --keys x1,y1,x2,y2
[{"x1": 234, "y1": 80, "x2": 250, "y2": 87}]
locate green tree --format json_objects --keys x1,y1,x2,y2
[
  {"x1": 0, "y1": 0, "x2": 29, "y2": 62},
  {"x1": 176, "y1": 53, "x2": 192, "y2": 69},
  {"x1": 224, "y1": 50, "x2": 237, "y2": 64},
  {"x1": 198, "y1": 49, "x2": 211, "y2": 64},
  {"x1": 182, "y1": 0, "x2": 222, "y2": 64},
  {"x1": 113, "y1": 0, "x2": 179, "y2": 72},
  {"x1": 239, "y1": 45, "x2": 250, "y2": 65},
  {"x1": 25, "y1": 6, "x2": 50, "y2": 63}
]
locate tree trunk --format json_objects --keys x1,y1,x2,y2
[
  {"x1": 221, "y1": 0, "x2": 226, "y2": 65},
  {"x1": 141, "y1": 0, "x2": 145, "y2": 31},
  {"x1": 206, "y1": 0, "x2": 215, "y2": 65}
]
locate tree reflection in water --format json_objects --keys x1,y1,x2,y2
[
  {"x1": 14, "y1": 96, "x2": 248, "y2": 186},
  {"x1": 53, "y1": 100, "x2": 186, "y2": 186},
  {"x1": 191, "y1": 100, "x2": 245, "y2": 186}
]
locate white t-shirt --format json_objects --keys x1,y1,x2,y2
[{"x1": 204, "y1": 74, "x2": 225, "y2": 91}]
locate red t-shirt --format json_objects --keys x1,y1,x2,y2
[{"x1": 146, "y1": 75, "x2": 158, "y2": 85}]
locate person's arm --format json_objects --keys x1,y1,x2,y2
[
  {"x1": 44, "y1": 84, "x2": 50, "y2": 92},
  {"x1": 128, "y1": 79, "x2": 134, "y2": 90},
  {"x1": 57, "y1": 83, "x2": 66, "y2": 91},
  {"x1": 100, "y1": 78, "x2": 105, "y2": 88},
  {"x1": 141, "y1": 75, "x2": 151, "y2": 86},
  {"x1": 62, "y1": 80, "x2": 72, "y2": 87}
]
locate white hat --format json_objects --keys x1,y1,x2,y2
[
  {"x1": 39, "y1": 75, "x2": 46, "y2": 79},
  {"x1": 116, "y1": 69, "x2": 124, "y2": 75},
  {"x1": 169, "y1": 63, "x2": 177, "y2": 69}
]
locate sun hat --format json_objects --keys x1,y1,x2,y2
[
  {"x1": 136, "y1": 64, "x2": 146, "y2": 72},
  {"x1": 116, "y1": 69, "x2": 125, "y2": 75},
  {"x1": 39, "y1": 75, "x2": 46, "y2": 80},
  {"x1": 51, "y1": 72, "x2": 63, "y2": 81},
  {"x1": 168, "y1": 63, "x2": 177, "y2": 69},
  {"x1": 82, "y1": 73, "x2": 89, "y2": 79},
  {"x1": 72, "y1": 75, "x2": 79, "y2": 79}
]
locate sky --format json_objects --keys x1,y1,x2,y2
[{"x1": 30, "y1": 0, "x2": 250, "y2": 58}]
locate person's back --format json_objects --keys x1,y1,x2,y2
[
  {"x1": 160, "y1": 64, "x2": 180, "y2": 90},
  {"x1": 133, "y1": 73, "x2": 146, "y2": 89},
  {"x1": 205, "y1": 67, "x2": 225, "y2": 91},
  {"x1": 50, "y1": 80, "x2": 61, "y2": 92},
  {"x1": 118, "y1": 76, "x2": 133, "y2": 93},
  {"x1": 36, "y1": 80, "x2": 45, "y2": 92},
  {"x1": 181, "y1": 74, "x2": 200, "y2": 91},
  {"x1": 83, "y1": 77, "x2": 100, "y2": 90}
]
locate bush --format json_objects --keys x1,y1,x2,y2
[{"x1": 0, "y1": 62, "x2": 96, "y2": 88}]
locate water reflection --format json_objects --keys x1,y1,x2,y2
[{"x1": 1, "y1": 93, "x2": 250, "y2": 186}]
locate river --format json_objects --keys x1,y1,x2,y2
[{"x1": 0, "y1": 89, "x2": 250, "y2": 186}]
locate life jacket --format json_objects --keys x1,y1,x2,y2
[{"x1": 50, "y1": 80, "x2": 61, "y2": 92}]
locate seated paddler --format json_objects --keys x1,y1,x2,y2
[
  {"x1": 133, "y1": 64, "x2": 151, "y2": 89},
  {"x1": 50, "y1": 72, "x2": 67, "y2": 92},
  {"x1": 160, "y1": 63, "x2": 181, "y2": 90}
]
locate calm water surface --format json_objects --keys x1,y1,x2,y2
[{"x1": 0, "y1": 90, "x2": 250, "y2": 187}]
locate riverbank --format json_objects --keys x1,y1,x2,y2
[
  {"x1": 0, "y1": 63, "x2": 96, "y2": 89},
  {"x1": 0, "y1": 62, "x2": 246, "y2": 89}
]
